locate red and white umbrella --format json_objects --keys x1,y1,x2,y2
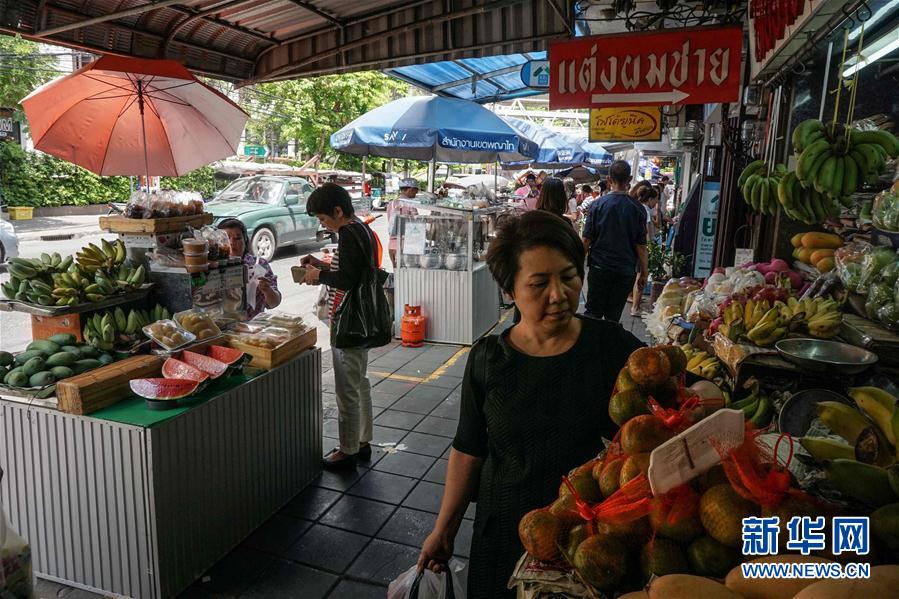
[{"x1": 21, "y1": 55, "x2": 247, "y2": 185}]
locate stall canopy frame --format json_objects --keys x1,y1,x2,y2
[{"x1": 1, "y1": 0, "x2": 573, "y2": 85}]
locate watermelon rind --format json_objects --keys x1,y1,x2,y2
[
  {"x1": 162, "y1": 358, "x2": 209, "y2": 382},
  {"x1": 180, "y1": 350, "x2": 228, "y2": 379},
  {"x1": 130, "y1": 378, "x2": 200, "y2": 400}
]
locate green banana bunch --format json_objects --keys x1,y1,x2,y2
[
  {"x1": 739, "y1": 161, "x2": 786, "y2": 217},
  {"x1": 5, "y1": 254, "x2": 72, "y2": 281},
  {"x1": 777, "y1": 168, "x2": 837, "y2": 224},
  {"x1": 793, "y1": 119, "x2": 899, "y2": 209},
  {"x1": 151, "y1": 303, "x2": 172, "y2": 322},
  {"x1": 82, "y1": 305, "x2": 163, "y2": 350},
  {"x1": 76, "y1": 239, "x2": 126, "y2": 274}
]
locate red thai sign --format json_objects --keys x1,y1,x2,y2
[{"x1": 549, "y1": 26, "x2": 743, "y2": 109}]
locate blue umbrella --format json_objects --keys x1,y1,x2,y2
[
  {"x1": 564, "y1": 134, "x2": 613, "y2": 165},
  {"x1": 330, "y1": 96, "x2": 538, "y2": 163},
  {"x1": 500, "y1": 117, "x2": 588, "y2": 169}
]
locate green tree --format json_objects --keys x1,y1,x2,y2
[
  {"x1": 242, "y1": 72, "x2": 407, "y2": 169},
  {"x1": 0, "y1": 36, "x2": 57, "y2": 120}
]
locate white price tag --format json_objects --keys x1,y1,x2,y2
[
  {"x1": 121, "y1": 233, "x2": 158, "y2": 249},
  {"x1": 647, "y1": 409, "x2": 745, "y2": 496},
  {"x1": 404, "y1": 222, "x2": 427, "y2": 255},
  {"x1": 733, "y1": 248, "x2": 754, "y2": 267}
]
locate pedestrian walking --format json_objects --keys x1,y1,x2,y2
[
  {"x1": 582, "y1": 160, "x2": 648, "y2": 321},
  {"x1": 629, "y1": 184, "x2": 658, "y2": 316},
  {"x1": 299, "y1": 183, "x2": 385, "y2": 469}
]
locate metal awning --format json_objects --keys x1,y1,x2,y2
[
  {"x1": 384, "y1": 51, "x2": 546, "y2": 103},
  {"x1": 1, "y1": 0, "x2": 573, "y2": 84}
]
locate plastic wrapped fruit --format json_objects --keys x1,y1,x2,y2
[
  {"x1": 174, "y1": 309, "x2": 222, "y2": 340},
  {"x1": 877, "y1": 303, "x2": 899, "y2": 327},
  {"x1": 143, "y1": 320, "x2": 196, "y2": 351},
  {"x1": 873, "y1": 190, "x2": 899, "y2": 231}
]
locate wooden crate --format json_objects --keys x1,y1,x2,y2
[
  {"x1": 56, "y1": 355, "x2": 164, "y2": 415},
  {"x1": 225, "y1": 328, "x2": 317, "y2": 370},
  {"x1": 99, "y1": 213, "x2": 213, "y2": 234},
  {"x1": 31, "y1": 313, "x2": 83, "y2": 342}
]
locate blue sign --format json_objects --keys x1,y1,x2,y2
[{"x1": 520, "y1": 60, "x2": 550, "y2": 89}]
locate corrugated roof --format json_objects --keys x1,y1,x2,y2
[
  {"x1": 1, "y1": 0, "x2": 572, "y2": 84},
  {"x1": 385, "y1": 51, "x2": 546, "y2": 103}
]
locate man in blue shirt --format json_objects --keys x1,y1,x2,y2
[{"x1": 582, "y1": 160, "x2": 648, "y2": 321}]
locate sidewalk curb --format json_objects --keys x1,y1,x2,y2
[{"x1": 17, "y1": 228, "x2": 101, "y2": 242}]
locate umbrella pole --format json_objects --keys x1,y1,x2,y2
[{"x1": 137, "y1": 80, "x2": 151, "y2": 193}]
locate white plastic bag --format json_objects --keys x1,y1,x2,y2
[
  {"x1": 0, "y1": 484, "x2": 33, "y2": 598},
  {"x1": 388, "y1": 560, "x2": 467, "y2": 599}
]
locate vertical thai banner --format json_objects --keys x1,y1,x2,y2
[{"x1": 694, "y1": 180, "x2": 720, "y2": 278}]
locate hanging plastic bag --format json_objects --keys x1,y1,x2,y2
[
  {"x1": 388, "y1": 560, "x2": 467, "y2": 599},
  {"x1": 0, "y1": 469, "x2": 33, "y2": 598}
]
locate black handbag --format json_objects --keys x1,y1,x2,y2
[{"x1": 332, "y1": 222, "x2": 392, "y2": 349}]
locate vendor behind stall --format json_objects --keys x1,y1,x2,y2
[
  {"x1": 217, "y1": 218, "x2": 281, "y2": 318},
  {"x1": 388, "y1": 178, "x2": 419, "y2": 267}
]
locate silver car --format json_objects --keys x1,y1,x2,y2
[{"x1": 0, "y1": 216, "x2": 19, "y2": 263}]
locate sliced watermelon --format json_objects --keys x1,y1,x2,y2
[
  {"x1": 130, "y1": 378, "x2": 200, "y2": 400},
  {"x1": 207, "y1": 345, "x2": 246, "y2": 366},
  {"x1": 181, "y1": 350, "x2": 228, "y2": 379},
  {"x1": 162, "y1": 357, "x2": 208, "y2": 382}
]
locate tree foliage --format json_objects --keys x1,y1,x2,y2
[
  {"x1": 0, "y1": 36, "x2": 57, "y2": 120},
  {"x1": 243, "y1": 72, "x2": 407, "y2": 169}
]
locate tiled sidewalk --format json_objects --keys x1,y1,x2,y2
[{"x1": 35, "y1": 309, "x2": 649, "y2": 599}]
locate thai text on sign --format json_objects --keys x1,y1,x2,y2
[
  {"x1": 549, "y1": 27, "x2": 742, "y2": 108},
  {"x1": 589, "y1": 106, "x2": 662, "y2": 142}
]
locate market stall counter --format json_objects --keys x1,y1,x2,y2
[{"x1": 0, "y1": 348, "x2": 322, "y2": 599}]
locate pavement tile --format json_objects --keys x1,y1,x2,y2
[
  {"x1": 401, "y1": 481, "x2": 445, "y2": 514},
  {"x1": 319, "y1": 495, "x2": 396, "y2": 536},
  {"x1": 376, "y1": 506, "x2": 438, "y2": 548},
  {"x1": 348, "y1": 470, "x2": 417, "y2": 504},
  {"x1": 285, "y1": 524, "x2": 369, "y2": 574},
  {"x1": 326, "y1": 579, "x2": 386, "y2": 598},
  {"x1": 402, "y1": 431, "x2": 453, "y2": 457},
  {"x1": 311, "y1": 468, "x2": 366, "y2": 493},
  {"x1": 404, "y1": 384, "x2": 453, "y2": 402},
  {"x1": 373, "y1": 379, "x2": 417, "y2": 396},
  {"x1": 390, "y1": 395, "x2": 443, "y2": 415},
  {"x1": 370, "y1": 390, "x2": 399, "y2": 408},
  {"x1": 347, "y1": 539, "x2": 421, "y2": 585},
  {"x1": 423, "y1": 459, "x2": 448, "y2": 484},
  {"x1": 413, "y1": 415, "x2": 458, "y2": 438},
  {"x1": 281, "y1": 486, "x2": 341, "y2": 520},
  {"x1": 243, "y1": 514, "x2": 312, "y2": 556},
  {"x1": 372, "y1": 451, "x2": 436, "y2": 479},
  {"x1": 240, "y1": 559, "x2": 337, "y2": 599},
  {"x1": 195, "y1": 546, "x2": 273, "y2": 596},
  {"x1": 372, "y1": 424, "x2": 408, "y2": 444},
  {"x1": 373, "y1": 409, "x2": 425, "y2": 430},
  {"x1": 322, "y1": 418, "x2": 340, "y2": 438},
  {"x1": 430, "y1": 397, "x2": 461, "y2": 420},
  {"x1": 425, "y1": 375, "x2": 463, "y2": 389}
]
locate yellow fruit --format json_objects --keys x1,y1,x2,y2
[
  {"x1": 801, "y1": 231, "x2": 843, "y2": 249},
  {"x1": 796, "y1": 247, "x2": 815, "y2": 264},
  {"x1": 792, "y1": 579, "x2": 892, "y2": 599},
  {"x1": 791, "y1": 232, "x2": 805, "y2": 248},
  {"x1": 699, "y1": 484, "x2": 758, "y2": 548},
  {"x1": 598, "y1": 459, "x2": 625, "y2": 497},
  {"x1": 816, "y1": 257, "x2": 835, "y2": 273},
  {"x1": 809, "y1": 248, "x2": 835, "y2": 263},
  {"x1": 620, "y1": 414, "x2": 674, "y2": 454},
  {"x1": 725, "y1": 555, "x2": 835, "y2": 599}
]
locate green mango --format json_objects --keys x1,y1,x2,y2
[
  {"x1": 77, "y1": 345, "x2": 99, "y2": 359},
  {"x1": 3, "y1": 366, "x2": 24, "y2": 385},
  {"x1": 61, "y1": 346, "x2": 83, "y2": 359},
  {"x1": 14, "y1": 350, "x2": 43, "y2": 366},
  {"x1": 47, "y1": 333, "x2": 77, "y2": 346},
  {"x1": 0, "y1": 351, "x2": 13, "y2": 367},
  {"x1": 26, "y1": 340, "x2": 60, "y2": 354},
  {"x1": 46, "y1": 352, "x2": 77, "y2": 367},
  {"x1": 6, "y1": 371, "x2": 28, "y2": 387},
  {"x1": 22, "y1": 356, "x2": 46, "y2": 377},
  {"x1": 29, "y1": 371, "x2": 56, "y2": 387},
  {"x1": 98, "y1": 353, "x2": 114, "y2": 365},
  {"x1": 49, "y1": 366, "x2": 74, "y2": 380}
]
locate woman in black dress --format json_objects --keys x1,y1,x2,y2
[{"x1": 418, "y1": 210, "x2": 643, "y2": 598}]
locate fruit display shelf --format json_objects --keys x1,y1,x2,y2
[
  {"x1": 99, "y1": 213, "x2": 213, "y2": 234},
  {"x1": 0, "y1": 283, "x2": 154, "y2": 316}
]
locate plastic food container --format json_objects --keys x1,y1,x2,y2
[
  {"x1": 174, "y1": 308, "x2": 222, "y2": 340},
  {"x1": 143, "y1": 320, "x2": 196, "y2": 351},
  {"x1": 229, "y1": 322, "x2": 265, "y2": 334},
  {"x1": 260, "y1": 326, "x2": 292, "y2": 344},
  {"x1": 182, "y1": 238, "x2": 208, "y2": 254}
]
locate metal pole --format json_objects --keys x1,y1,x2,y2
[
  {"x1": 494, "y1": 160, "x2": 498, "y2": 195},
  {"x1": 137, "y1": 80, "x2": 151, "y2": 193},
  {"x1": 818, "y1": 40, "x2": 834, "y2": 122}
]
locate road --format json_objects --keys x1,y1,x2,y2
[{"x1": 0, "y1": 213, "x2": 390, "y2": 353}]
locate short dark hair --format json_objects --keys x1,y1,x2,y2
[
  {"x1": 598, "y1": 180, "x2": 608, "y2": 192},
  {"x1": 536, "y1": 177, "x2": 568, "y2": 217},
  {"x1": 581, "y1": 184, "x2": 593, "y2": 194},
  {"x1": 306, "y1": 182, "x2": 354, "y2": 217},
  {"x1": 609, "y1": 160, "x2": 631, "y2": 184},
  {"x1": 487, "y1": 210, "x2": 585, "y2": 295},
  {"x1": 525, "y1": 173, "x2": 537, "y2": 181},
  {"x1": 661, "y1": 175, "x2": 670, "y2": 182}
]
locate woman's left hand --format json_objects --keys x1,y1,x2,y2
[{"x1": 303, "y1": 266, "x2": 321, "y2": 285}]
